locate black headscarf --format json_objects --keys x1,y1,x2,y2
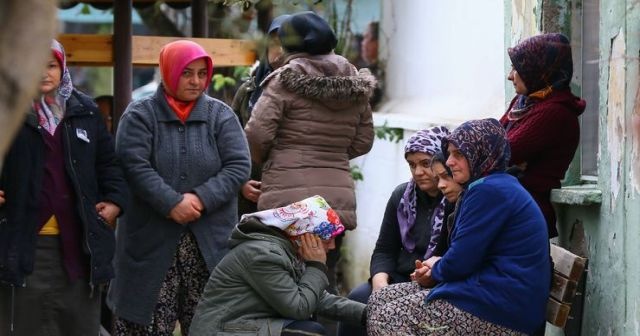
[{"x1": 278, "y1": 11, "x2": 337, "y2": 55}]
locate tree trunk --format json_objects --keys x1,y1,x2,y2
[{"x1": 0, "y1": 1, "x2": 57, "y2": 157}]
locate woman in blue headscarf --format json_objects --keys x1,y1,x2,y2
[{"x1": 367, "y1": 119, "x2": 550, "y2": 335}]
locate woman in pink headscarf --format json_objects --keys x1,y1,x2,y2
[{"x1": 109, "y1": 40, "x2": 250, "y2": 335}]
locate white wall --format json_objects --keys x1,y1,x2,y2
[{"x1": 343, "y1": 0, "x2": 506, "y2": 290}]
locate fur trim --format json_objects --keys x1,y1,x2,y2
[{"x1": 279, "y1": 68, "x2": 377, "y2": 101}]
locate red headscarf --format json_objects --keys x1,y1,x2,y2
[{"x1": 159, "y1": 40, "x2": 213, "y2": 122}]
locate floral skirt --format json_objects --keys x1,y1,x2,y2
[{"x1": 367, "y1": 282, "x2": 525, "y2": 335}]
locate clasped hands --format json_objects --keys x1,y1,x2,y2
[
  {"x1": 169, "y1": 192, "x2": 204, "y2": 225},
  {"x1": 410, "y1": 256, "x2": 442, "y2": 288}
]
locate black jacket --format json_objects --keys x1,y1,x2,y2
[{"x1": 0, "y1": 90, "x2": 128, "y2": 287}]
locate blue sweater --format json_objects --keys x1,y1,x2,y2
[{"x1": 427, "y1": 173, "x2": 550, "y2": 334}]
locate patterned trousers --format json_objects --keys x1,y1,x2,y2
[
  {"x1": 113, "y1": 231, "x2": 210, "y2": 336},
  {"x1": 367, "y1": 282, "x2": 525, "y2": 335}
]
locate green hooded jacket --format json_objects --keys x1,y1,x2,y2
[{"x1": 190, "y1": 217, "x2": 365, "y2": 335}]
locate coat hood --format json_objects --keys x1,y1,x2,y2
[
  {"x1": 229, "y1": 216, "x2": 294, "y2": 251},
  {"x1": 265, "y1": 53, "x2": 377, "y2": 110},
  {"x1": 547, "y1": 89, "x2": 586, "y2": 117}
]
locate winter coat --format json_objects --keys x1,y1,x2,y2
[
  {"x1": 370, "y1": 182, "x2": 440, "y2": 282},
  {"x1": 108, "y1": 86, "x2": 250, "y2": 325},
  {"x1": 428, "y1": 173, "x2": 550, "y2": 335},
  {"x1": 0, "y1": 90, "x2": 127, "y2": 287},
  {"x1": 244, "y1": 53, "x2": 375, "y2": 230},
  {"x1": 500, "y1": 89, "x2": 586, "y2": 237},
  {"x1": 189, "y1": 217, "x2": 366, "y2": 335}
]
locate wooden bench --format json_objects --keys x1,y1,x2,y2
[{"x1": 546, "y1": 244, "x2": 587, "y2": 328}]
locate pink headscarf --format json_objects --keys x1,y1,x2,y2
[{"x1": 159, "y1": 40, "x2": 213, "y2": 98}]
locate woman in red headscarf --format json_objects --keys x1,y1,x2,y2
[
  {"x1": 0, "y1": 40, "x2": 127, "y2": 336},
  {"x1": 109, "y1": 40, "x2": 250, "y2": 335}
]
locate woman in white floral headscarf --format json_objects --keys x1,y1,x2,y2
[{"x1": 190, "y1": 196, "x2": 366, "y2": 336}]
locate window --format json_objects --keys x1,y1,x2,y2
[{"x1": 578, "y1": 0, "x2": 600, "y2": 179}]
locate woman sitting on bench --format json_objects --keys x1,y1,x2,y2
[{"x1": 367, "y1": 118, "x2": 551, "y2": 335}]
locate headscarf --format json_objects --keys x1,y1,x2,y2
[
  {"x1": 397, "y1": 126, "x2": 449, "y2": 258},
  {"x1": 243, "y1": 195, "x2": 345, "y2": 240},
  {"x1": 507, "y1": 33, "x2": 573, "y2": 120},
  {"x1": 443, "y1": 118, "x2": 511, "y2": 185},
  {"x1": 35, "y1": 39, "x2": 73, "y2": 135},
  {"x1": 159, "y1": 40, "x2": 213, "y2": 122},
  {"x1": 248, "y1": 14, "x2": 291, "y2": 112},
  {"x1": 279, "y1": 11, "x2": 337, "y2": 55}
]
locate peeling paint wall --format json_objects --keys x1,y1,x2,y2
[{"x1": 606, "y1": 30, "x2": 626, "y2": 208}]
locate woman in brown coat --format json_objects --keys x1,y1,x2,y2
[{"x1": 245, "y1": 11, "x2": 375, "y2": 231}]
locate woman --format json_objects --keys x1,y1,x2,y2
[
  {"x1": 109, "y1": 40, "x2": 250, "y2": 335},
  {"x1": 0, "y1": 39, "x2": 127, "y2": 336},
  {"x1": 190, "y1": 196, "x2": 366, "y2": 336},
  {"x1": 244, "y1": 11, "x2": 375, "y2": 231},
  {"x1": 244, "y1": 10, "x2": 375, "y2": 298},
  {"x1": 232, "y1": 14, "x2": 290, "y2": 216},
  {"x1": 501, "y1": 33, "x2": 586, "y2": 238},
  {"x1": 338, "y1": 126, "x2": 448, "y2": 336},
  {"x1": 429, "y1": 150, "x2": 463, "y2": 258},
  {"x1": 367, "y1": 119, "x2": 550, "y2": 335}
]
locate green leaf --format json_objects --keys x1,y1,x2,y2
[
  {"x1": 224, "y1": 77, "x2": 237, "y2": 86},
  {"x1": 80, "y1": 4, "x2": 91, "y2": 15}
]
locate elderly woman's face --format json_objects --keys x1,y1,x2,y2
[
  {"x1": 40, "y1": 55, "x2": 61, "y2": 96},
  {"x1": 406, "y1": 152, "x2": 438, "y2": 195},
  {"x1": 508, "y1": 65, "x2": 528, "y2": 95},
  {"x1": 446, "y1": 143, "x2": 470, "y2": 184},
  {"x1": 431, "y1": 161, "x2": 463, "y2": 203},
  {"x1": 176, "y1": 58, "x2": 208, "y2": 102}
]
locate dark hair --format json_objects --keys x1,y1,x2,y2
[{"x1": 431, "y1": 151, "x2": 452, "y2": 177}]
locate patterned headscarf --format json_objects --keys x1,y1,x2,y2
[
  {"x1": 507, "y1": 33, "x2": 573, "y2": 120},
  {"x1": 397, "y1": 126, "x2": 449, "y2": 258},
  {"x1": 35, "y1": 39, "x2": 73, "y2": 135},
  {"x1": 243, "y1": 195, "x2": 344, "y2": 240},
  {"x1": 443, "y1": 118, "x2": 511, "y2": 185}
]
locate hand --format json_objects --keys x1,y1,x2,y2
[
  {"x1": 241, "y1": 180, "x2": 262, "y2": 203},
  {"x1": 0, "y1": 190, "x2": 5, "y2": 206},
  {"x1": 184, "y1": 193, "x2": 204, "y2": 213},
  {"x1": 516, "y1": 162, "x2": 528, "y2": 171},
  {"x1": 169, "y1": 194, "x2": 202, "y2": 225},
  {"x1": 424, "y1": 256, "x2": 442, "y2": 269},
  {"x1": 96, "y1": 201, "x2": 121, "y2": 229},
  {"x1": 298, "y1": 233, "x2": 327, "y2": 264},
  {"x1": 371, "y1": 273, "x2": 390, "y2": 291},
  {"x1": 411, "y1": 259, "x2": 437, "y2": 288}
]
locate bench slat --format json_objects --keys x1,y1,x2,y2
[
  {"x1": 546, "y1": 297, "x2": 571, "y2": 327},
  {"x1": 550, "y1": 271, "x2": 578, "y2": 303},
  {"x1": 550, "y1": 244, "x2": 586, "y2": 282}
]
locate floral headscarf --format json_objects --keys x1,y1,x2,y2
[
  {"x1": 443, "y1": 118, "x2": 511, "y2": 185},
  {"x1": 507, "y1": 33, "x2": 573, "y2": 120},
  {"x1": 397, "y1": 126, "x2": 449, "y2": 258},
  {"x1": 35, "y1": 39, "x2": 73, "y2": 135},
  {"x1": 243, "y1": 195, "x2": 344, "y2": 240}
]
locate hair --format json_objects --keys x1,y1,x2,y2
[{"x1": 431, "y1": 151, "x2": 452, "y2": 177}]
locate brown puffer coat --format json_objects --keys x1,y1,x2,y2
[{"x1": 244, "y1": 53, "x2": 375, "y2": 230}]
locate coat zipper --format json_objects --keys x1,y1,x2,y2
[{"x1": 63, "y1": 121, "x2": 95, "y2": 296}]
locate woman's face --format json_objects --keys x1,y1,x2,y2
[
  {"x1": 321, "y1": 238, "x2": 336, "y2": 253},
  {"x1": 40, "y1": 55, "x2": 61, "y2": 96},
  {"x1": 267, "y1": 34, "x2": 284, "y2": 67},
  {"x1": 406, "y1": 152, "x2": 438, "y2": 195},
  {"x1": 175, "y1": 58, "x2": 208, "y2": 102},
  {"x1": 431, "y1": 161, "x2": 463, "y2": 203},
  {"x1": 446, "y1": 143, "x2": 471, "y2": 185},
  {"x1": 508, "y1": 66, "x2": 528, "y2": 95}
]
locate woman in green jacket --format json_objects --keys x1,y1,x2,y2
[{"x1": 190, "y1": 196, "x2": 366, "y2": 336}]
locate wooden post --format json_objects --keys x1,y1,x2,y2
[
  {"x1": 192, "y1": 0, "x2": 208, "y2": 37},
  {"x1": 113, "y1": 0, "x2": 133, "y2": 134}
]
